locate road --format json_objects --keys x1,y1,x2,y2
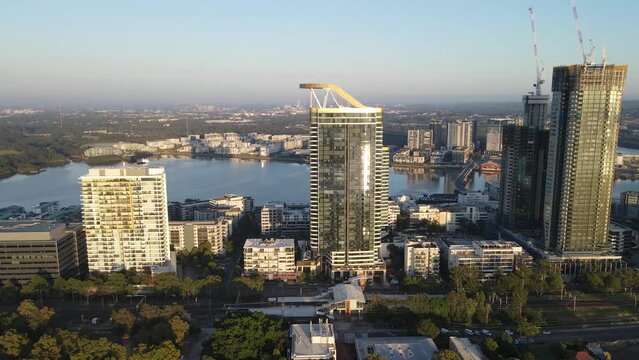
[{"x1": 536, "y1": 325, "x2": 639, "y2": 343}]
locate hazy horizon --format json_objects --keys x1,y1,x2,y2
[{"x1": 1, "y1": 1, "x2": 637, "y2": 107}]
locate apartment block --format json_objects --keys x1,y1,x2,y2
[
  {"x1": 443, "y1": 240, "x2": 529, "y2": 280},
  {"x1": 169, "y1": 221, "x2": 227, "y2": 254},
  {"x1": 243, "y1": 238, "x2": 296, "y2": 281},
  {"x1": 405, "y1": 237, "x2": 440, "y2": 277},
  {"x1": 260, "y1": 202, "x2": 309, "y2": 239}
]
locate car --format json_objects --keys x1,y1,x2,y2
[
  {"x1": 440, "y1": 328, "x2": 449, "y2": 334},
  {"x1": 482, "y1": 329, "x2": 492, "y2": 336},
  {"x1": 504, "y1": 330, "x2": 514, "y2": 336},
  {"x1": 474, "y1": 331, "x2": 481, "y2": 336},
  {"x1": 464, "y1": 329, "x2": 473, "y2": 335},
  {"x1": 542, "y1": 330, "x2": 551, "y2": 335}
]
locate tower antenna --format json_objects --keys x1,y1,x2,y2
[
  {"x1": 528, "y1": 7, "x2": 544, "y2": 95},
  {"x1": 570, "y1": 0, "x2": 595, "y2": 64}
]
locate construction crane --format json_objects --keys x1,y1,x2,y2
[
  {"x1": 570, "y1": 0, "x2": 596, "y2": 64},
  {"x1": 528, "y1": 7, "x2": 544, "y2": 95}
]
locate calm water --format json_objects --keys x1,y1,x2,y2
[{"x1": 0, "y1": 155, "x2": 636, "y2": 208}]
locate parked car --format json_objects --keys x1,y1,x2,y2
[
  {"x1": 542, "y1": 330, "x2": 551, "y2": 335},
  {"x1": 441, "y1": 328, "x2": 449, "y2": 334},
  {"x1": 482, "y1": 329, "x2": 492, "y2": 336},
  {"x1": 504, "y1": 330, "x2": 514, "y2": 336},
  {"x1": 464, "y1": 329, "x2": 473, "y2": 335}
]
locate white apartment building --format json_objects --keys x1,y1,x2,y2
[
  {"x1": 210, "y1": 194, "x2": 245, "y2": 212},
  {"x1": 169, "y1": 220, "x2": 227, "y2": 254},
  {"x1": 608, "y1": 223, "x2": 635, "y2": 255},
  {"x1": 444, "y1": 240, "x2": 529, "y2": 280},
  {"x1": 409, "y1": 204, "x2": 491, "y2": 232},
  {"x1": 243, "y1": 238, "x2": 296, "y2": 281},
  {"x1": 388, "y1": 201, "x2": 401, "y2": 227},
  {"x1": 405, "y1": 237, "x2": 440, "y2": 277},
  {"x1": 457, "y1": 191, "x2": 491, "y2": 205},
  {"x1": 260, "y1": 202, "x2": 309, "y2": 239},
  {"x1": 80, "y1": 167, "x2": 171, "y2": 273}
]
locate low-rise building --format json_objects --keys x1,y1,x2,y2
[
  {"x1": 443, "y1": 240, "x2": 530, "y2": 280},
  {"x1": 243, "y1": 238, "x2": 296, "y2": 281},
  {"x1": 388, "y1": 201, "x2": 401, "y2": 227},
  {"x1": 409, "y1": 203, "x2": 492, "y2": 232},
  {"x1": 261, "y1": 202, "x2": 310, "y2": 239},
  {"x1": 316, "y1": 278, "x2": 366, "y2": 317},
  {"x1": 210, "y1": 194, "x2": 252, "y2": 213},
  {"x1": 405, "y1": 237, "x2": 440, "y2": 277},
  {"x1": 355, "y1": 336, "x2": 438, "y2": 360},
  {"x1": 0, "y1": 221, "x2": 87, "y2": 284},
  {"x1": 608, "y1": 223, "x2": 635, "y2": 254},
  {"x1": 290, "y1": 322, "x2": 337, "y2": 360},
  {"x1": 169, "y1": 221, "x2": 227, "y2": 254},
  {"x1": 449, "y1": 337, "x2": 488, "y2": 360}
]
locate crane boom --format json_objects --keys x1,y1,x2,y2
[
  {"x1": 570, "y1": 0, "x2": 595, "y2": 64},
  {"x1": 528, "y1": 7, "x2": 544, "y2": 95}
]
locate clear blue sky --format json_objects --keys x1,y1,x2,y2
[{"x1": 0, "y1": 0, "x2": 636, "y2": 106}]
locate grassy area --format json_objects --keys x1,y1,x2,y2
[
  {"x1": 0, "y1": 149, "x2": 20, "y2": 156},
  {"x1": 543, "y1": 307, "x2": 639, "y2": 325}
]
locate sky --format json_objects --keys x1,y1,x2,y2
[{"x1": 0, "y1": 0, "x2": 637, "y2": 106}]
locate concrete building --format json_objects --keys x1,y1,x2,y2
[
  {"x1": 544, "y1": 64, "x2": 627, "y2": 255},
  {"x1": 80, "y1": 167, "x2": 171, "y2": 273},
  {"x1": 290, "y1": 322, "x2": 337, "y2": 360},
  {"x1": 210, "y1": 194, "x2": 253, "y2": 213},
  {"x1": 243, "y1": 238, "x2": 296, "y2": 281},
  {"x1": 316, "y1": 277, "x2": 366, "y2": 316},
  {"x1": 608, "y1": 223, "x2": 635, "y2": 255},
  {"x1": 388, "y1": 201, "x2": 401, "y2": 227},
  {"x1": 447, "y1": 120, "x2": 473, "y2": 149},
  {"x1": 485, "y1": 118, "x2": 516, "y2": 155},
  {"x1": 355, "y1": 337, "x2": 438, "y2": 360},
  {"x1": 621, "y1": 191, "x2": 639, "y2": 218},
  {"x1": 430, "y1": 120, "x2": 446, "y2": 150},
  {"x1": 405, "y1": 237, "x2": 440, "y2": 277},
  {"x1": 407, "y1": 129, "x2": 433, "y2": 151},
  {"x1": 449, "y1": 337, "x2": 488, "y2": 360},
  {"x1": 451, "y1": 147, "x2": 471, "y2": 164},
  {"x1": 443, "y1": 240, "x2": 529, "y2": 280},
  {"x1": 410, "y1": 204, "x2": 491, "y2": 233},
  {"x1": 169, "y1": 221, "x2": 227, "y2": 254},
  {"x1": 0, "y1": 221, "x2": 87, "y2": 284},
  {"x1": 261, "y1": 202, "x2": 310, "y2": 239},
  {"x1": 302, "y1": 83, "x2": 386, "y2": 282}
]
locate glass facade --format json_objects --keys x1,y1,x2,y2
[
  {"x1": 309, "y1": 108, "x2": 384, "y2": 270},
  {"x1": 544, "y1": 64, "x2": 627, "y2": 254}
]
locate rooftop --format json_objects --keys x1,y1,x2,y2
[
  {"x1": 244, "y1": 238, "x2": 295, "y2": 249},
  {"x1": 449, "y1": 337, "x2": 488, "y2": 360},
  {"x1": 355, "y1": 337, "x2": 438, "y2": 360},
  {"x1": 0, "y1": 221, "x2": 64, "y2": 233},
  {"x1": 83, "y1": 166, "x2": 165, "y2": 178},
  {"x1": 290, "y1": 323, "x2": 335, "y2": 360},
  {"x1": 331, "y1": 283, "x2": 365, "y2": 303}
]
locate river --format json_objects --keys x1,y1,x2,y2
[{"x1": 0, "y1": 152, "x2": 637, "y2": 208}]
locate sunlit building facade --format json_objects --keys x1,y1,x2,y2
[
  {"x1": 544, "y1": 64, "x2": 627, "y2": 254},
  {"x1": 302, "y1": 83, "x2": 386, "y2": 281},
  {"x1": 80, "y1": 167, "x2": 171, "y2": 272}
]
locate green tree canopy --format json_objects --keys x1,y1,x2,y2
[
  {"x1": 0, "y1": 329, "x2": 29, "y2": 359},
  {"x1": 207, "y1": 312, "x2": 286, "y2": 360},
  {"x1": 111, "y1": 309, "x2": 136, "y2": 337},
  {"x1": 435, "y1": 349, "x2": 461, "y2": 360},
  {"x1": 169, "y1": 316, "x2": 189, "y2": 345},
  {"x1": 130, "y1": 340, "x2": 180, "y2": 360},
  {"x1": 415, "y1": 319, "x2": 440, "y2": 338},
  {"x1": 17, "y1": 300, "x2": 55, "y2": 332},
  {"x1": 30, "y1": 334, "x2": 60, "y2": 360},
  {"x1": 21, "y1": 275, "x2": 50, "y2": 298}
]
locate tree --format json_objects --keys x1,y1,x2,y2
[
  {"x1": 101, "y1": 273, "x2": 131, "y2": 302},
  {"x1": 510, "y1": 284, "x2": 528, "y2": 318},
  {"x1": 435, "y1": 349, "x2": 461, "y2": 360},
  {"x1": 522, "y1": 353, "x2": 537, "y2": 360},
  {"x1": 67, "y1": 278, "x2": 97, "y2": 303},
  {"x1": 234, "y1": 273, "x2": 264, "y2": 293},
  {"x1": 516, "y1": 319, "x2": 540, "y2": 337},
  {"x1": 17, "y1": 300, "x2": 55, "y2": 332},
  {"x1": 56, "y1": 329, "x2": 126, "y2": 360},
  {"x1": 500, "y1": 332, "x2": 513, "y2": 344},
  {"x1": 197, "y1": 275, "x2": 222, "y2": 299},
  {"x1": 52, "y1": 277, "x2": 70, "y2": 297},
  {"x1": 130, "y1": 340, "x2": 180, "y2": 360},
  {"x1": 0, "y1": 283, "x2": 20, "y2": 304},
  {"x1": 139, "y1": 304, "x2": 163, "y2": 320},
  {"x1": 169, "y1": 316, "x2": 189, "y2": 345},
  {"x1": 449, "y1": 267, "x2": 480, "y2": 295},
  {"x1": 366, "y1": 354, "x2": 388, "y2": 360},
  {"x1": 483, "y1": 337, "x2": 499, "y2": 353},
  {"x1": 112, "y1": 309, "x2": 136, "y2": 338},
  {"x1": 30, "y1": 334, "x2": 60, "y2": 360},
  {"x1": 154, "y1": 273, "x2": 182, "y2": 300},
  {"x1": 0, "y1": 329, "x2": 29, "y2": 358},
  {"x1": 415, "y1": 319, "x2": 440, "y2": 338},
  {"x1": 21, "y1": 275, "x2": 49, "y2": 298},
  {"x1": 207, "y1": 312, "x2": 285, "y2": 360},
  {"x1": 447, "y1": 291, "x2": 476, "y2": 324}
]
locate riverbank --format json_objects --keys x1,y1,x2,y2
[
  {"x1": 390, "y1": 162, "x2": 464, "y2": 169},
  {"x1": 193, "y1": 152, "x2": 308, "y2": 164}
]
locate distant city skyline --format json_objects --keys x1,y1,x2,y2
[{"x1": 0, "y1": 1, "x2": 637, "y2": 106}]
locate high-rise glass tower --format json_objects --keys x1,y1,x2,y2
[
  {"x1": 301, "y1": 83, "x2": 387, "y2": 281},
  {"x1": 544, "y1": 64, "x2": 627, "y2": 254},
  {"x1": 80, "y1": 167, "x2": 171, "y2": 272}
]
